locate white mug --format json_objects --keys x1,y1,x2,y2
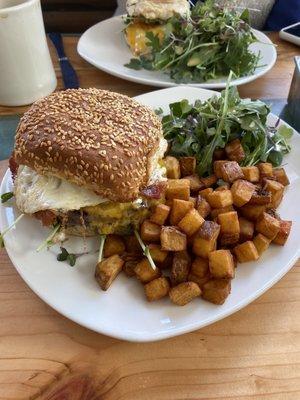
[{"x1": 0, "y1": 0, "x2": 57, "y2": 106}]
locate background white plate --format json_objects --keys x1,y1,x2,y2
[
  {"x1": 1, "y1": 86, "x2": 299, "y2": 342},
  {"x1": 77, "y1": 16, "x2": 277, "y2": 89}
]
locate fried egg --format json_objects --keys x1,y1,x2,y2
[{"x1": 14, "y1": 148, "x2": 167, "y2": 214}]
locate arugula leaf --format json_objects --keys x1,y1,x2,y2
[
  {"x1": 277, "y1": 124, "x2": 293, "y2": 140},
  {"x1": 57, "y1": 247, "x2": 77, "y2": 267},
  {"x1": 1, "y1": 192, "x2": 14, "y2": 203},
  {"x1": 124, "y1": 59, "x2": 143, "y2": 70},
  {"x1": 57, "y1": 247, "x2": 69, "y2": 261}
]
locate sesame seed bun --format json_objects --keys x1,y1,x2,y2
[{"x1": 14, "y1": 88, "x2": 165, "y2": 203}]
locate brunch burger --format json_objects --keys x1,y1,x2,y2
[
  {"x1": 125, "y1": 0, "x2": 190, "y2": 55},
  {"x1": 11, "y1": 88, "x2": 167, "y2": 236}
]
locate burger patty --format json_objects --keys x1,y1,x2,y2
[{"x1": 34, "y1": 197, "x2": 160, "y2": 235}]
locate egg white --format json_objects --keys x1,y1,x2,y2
[{"x1": 14, "y1": 160, "x2": 167, "y2": 214}]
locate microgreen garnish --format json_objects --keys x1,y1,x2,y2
[
  {"x1": 57, "y1": 247, "x2": 77, "y2": 266},
  {"x1": 1, "y1": 192, "x2": 14, "y2": 204},
  {"x1": 161, "y1": 74, "x2": 292, "y2": 176},
  {"x1": 125, "y1": 0, "x2": 260, "y2": 83},
  {"x1": 36, "y1": 223, "x2": 61, "y2": 252},
  {"x1": 98, "y1": 234, "x2": 106, "y2": 262},
  {"x1": 0, "y1": 213, "x2": 24, "y2": 248},
  {"x1": 134, "y1": 229, "x2": 156, "y2": 271}
]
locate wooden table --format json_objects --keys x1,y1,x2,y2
[{"x1": 0, "y1": 33, "x2": 300, "y2": 400}]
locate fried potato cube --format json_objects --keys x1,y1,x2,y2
[
  {"x1": 161, "y1": 226, "x2": 187, "y2": 251},
  {"x1": 169, "y1": 282, "x2": 201, "y2": 306},
  {"x1": 215, "y1": 183, "x2": 230, "y2": 191},
  {"x1": 171, "y1": 250, "x2": 191, "y2": 285},
  {"x1": 218, "y1": 211, "x2": 240, "y2": 234},
  {"x1": 201, "y1": 174, "x2": 217, "y2": 188},
  {"x1": 241, "y1": 166, "x2": 260, "y2": 183},
  {"x1": 258, "y1": 162, "x2": 273, "y2": 179},
  {"x1": 179, "y1": 156, "x2": 196, "y2": 176},
  {"x1": 95, "y1": 255, "x2": 124, "y2": 290},
  {"x1": 225, "y1": 138, "x2": 245, "y2": 162},
  {"x1": 190, "y1": 257, "x2": 209, "y2": 278},
  {"x1": 188, "y1": 257, "x2": 210, "y2": 288},
  {"x1": 188, "y1": 273, "x2": 210, "y2": 288},
  {"x1": 202, "y1": 279, "x2": 231, "y2": 305},
  {"x1": 273, "y1": 168, "x2": 290, "y2": 186},
  {"x1": 249, "y1": 188, "x2": 272, "y2": 205},
  {"x1": 220, "y1": 161, "x2": 244, "y2": 183},
  {"x1": 166, "y1": 179, "x2": 190, "y2": 201},
  {"x1": 264, "y1": 179, "x2": 284, "y2": 209},
  {"x1": 193, "y1": 238, "x2": 216, "y2": 259},
  {"x1": 123, "y1": 255, "x2": 139, "y2": 277},
  {"x1": 170, "y1": 199, "x2": 194, "y2": 225},
  {"x1": 124, "y1": 235, "x2": 143, "y2": 255},
  {"x1": 196, "y1": 220, "x2": 220, "y2": 241},
  {"x1": 150, "y1": 204, "x2": 170, "y2": 226},
  {"x1": 273, "y1": 220, "x2": 292, "y2": 246},
  {"x1": 184, "y1": 175, "x2": 205, "y2": 192},
  {"x1": 233, "y1": 241, "x2": 259, "y2": 263},
  {"x1": 198, "y1": 188, "x2": 212, "y2": 200},
  {"x1": 148, "y1": 244, "x2": 169, "y2": 264},
  {"x1": 209, "y1": 250, "x2": 235, "y2": 279},
  {"x1": 196, "y1": 195, "x2": 211, "y2": 218},
  {"x1": 193, "y1": 221, "x2": 220, "y2": 258},
  {"x1": 256, "y1": 212, "x2": 280, "y2": 240},
  {"x1": 218, "y1": 211, "x2": 240, "y2": 246},
  {"x1": 213, "y1": 148, "x2": 226, "y2": 160},
  {"x1": 231, "y1": 179, "x2": 256, "y2": 207},
  {"x1": 160, "y1": 252, "x2": 173, "y2": 269},
  {"x1": 239, "y1": 217, "x2": 255, "y2": 242},
  {"x1": 165, "y1": 156, "x2": 181, "y2": 179},
  {"x1": 210, "y1": 205, "x2": 234, "y2": 220},
  {"x1": 239, "y1": 204, "x2": 266, "y2": 221},
  {"x1": 140, "y1": 220, "x2": 161, "y2": 243},
  {"x1": 189, "y1": 197, "x2": 197, "y2": 207},
  {"x1": 134, "y1": 258, "x2": 161, "y2": 283},
  {"x1": 207, "y1": 190, "x2": 233, "y2": 208},
  {"x1": 103, "y1": 235, "x2": 126, "y2": 258},
  {"x1": 144, "y1": 277, "x2": 170, "y2": 301},
  {"x1": 214, "y1": 160, "x2": 227, "y2": 179},
  {"x1": 253, "y1": 234, "x2": 271, "y2": 255},
  {"x1": 178, "y1": 209, "x2": 205, "y2": 236},
  {"x1": 165, "y1": 198, "x2": 173, "y2": 208}
]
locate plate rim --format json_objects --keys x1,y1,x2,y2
[
  {"x1": 77, "y1": 15, "x2": 277, "y2": 89},
  {"x1": 1, "y1": 86, "x2": 299, "y2": 342}
]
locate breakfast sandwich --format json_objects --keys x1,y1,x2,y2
[
  {"x1": 11, "y1": 88, "x2": 167, "y2": 237},
  {"x1": 125, "y1": 0, "x2": 190, "y2": 55}
]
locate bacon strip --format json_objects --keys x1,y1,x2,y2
[
  {"x1": 140, "y1": 181, "x2": 167, "y2": 199},
  {"x1": 34, "y1": 210, "x2": 57, "y2": 227},
  {"x1": 9, "y1": 154, "x2": 18, "y2": 181}
]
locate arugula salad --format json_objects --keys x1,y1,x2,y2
[
  {"x1": 158, "y1": 78, "x2": 293, "y2": 177},
  {"x1": 125, "y1": 0, "x2": 260, "y2": 83}
]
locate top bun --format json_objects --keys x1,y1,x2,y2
[
  {"x1": 126, "y1": 0, "x2": 190, "y2": 20},
  {"x1": 14, "y1": 88, "x2": 165, "y2": 202}
]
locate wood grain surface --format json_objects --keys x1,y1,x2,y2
[{"x1": 0, "y1": 32, "x2": 300, "y2": 400}]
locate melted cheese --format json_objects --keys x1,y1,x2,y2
[
  {"x1": 125, "y1": 22, "x2": 165, "y2": 55},
  {"x1": 14, "y1": 165, "x2": 106, "y2": 214}
]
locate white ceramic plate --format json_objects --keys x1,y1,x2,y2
[
  {"x1": 77, "y1": 16, "x2": 277, "y2": 89},
  {"x1": 1, "y1": 86, "x2": 300, "y2": 342}
]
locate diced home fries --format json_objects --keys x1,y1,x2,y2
[{"x1": 94, "y1": 155, "x2": 292, "y2": 307}]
